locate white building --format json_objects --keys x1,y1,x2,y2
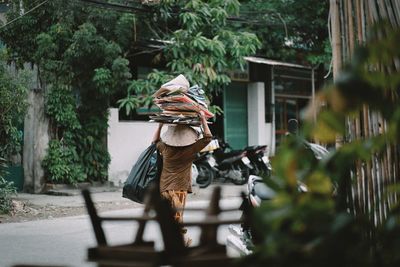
[{"x1": 107, "y1": 57, "x2": 320, "y2": 185}]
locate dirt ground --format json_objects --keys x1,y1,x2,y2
[{"x1": 0, "y1": 199, "x2": 134, "y2": 224}]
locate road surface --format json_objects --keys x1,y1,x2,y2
[{"x1": 0, "y1": 198, "x2": 242, "y2": 267}]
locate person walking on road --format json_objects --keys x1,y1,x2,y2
[{"x1": 152, "y1": 111, "x2": 212, "y2": 246}]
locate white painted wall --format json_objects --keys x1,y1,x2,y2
[
  {"x1": 107, "y1": 108, "x2": 161, "y2": 187},
  {"x1": 265, "y1": 122, "x2": 273, "y2": 156},
  {"x1": 247, "y1": 82, "x2": 275, "y2": 156},
  {"x1": 247, "y1": 82, "x2": 267, "y2": 146}
]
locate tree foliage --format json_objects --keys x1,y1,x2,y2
[
  {"x1": 0, "y1": 156, "x2": 17, "y2": 214},
  {"x1": 1, "y1": 0, "x2": 261, "y2": 183},
  {"x1": 117, "y1": 0, "x2": 261, "y2": 114},
  {"x1": 1, "y1": 1, "x2": 136, "y2": 183},
  {"x1": 239, "y1": 0, "x2": 330, "y2": 65},
  {"x1": 0, "y1": 49, "x2": 31, "y2": 161}
]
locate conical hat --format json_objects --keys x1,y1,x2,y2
[
  {"x1": 161, "y1": 124, "x2": 199, "y2": 147},
  {"x1": 153, "y1": 74, "x2": 190, "y2": 97}
]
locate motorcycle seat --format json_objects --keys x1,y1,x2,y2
[
  {"x1": 214, "y1": 149, "x2": 244, "y2": 161},
  {"x1": 245, "y1": 146, "x2": 267, "y2": 155},
  {"x1": 245, "y1": 145, "x2": 258, "y2": 151},
  {"x1": 254, "y1": 182, "x2": 276, "y2": 200}
]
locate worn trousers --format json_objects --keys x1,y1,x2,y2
[{"x1": 161, "y1": 190, "x2": 188, "y2": 233}]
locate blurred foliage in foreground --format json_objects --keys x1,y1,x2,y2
[{"x1": 243, "y1": 22, "x2": 400, "y2": 267}]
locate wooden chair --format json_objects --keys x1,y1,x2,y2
[
  {"x1": 82, "y1": 189, "x2": 160, "y2": 267},
  {"x1": 82, "y1": 185, "x2": 243, "y2": 267}
]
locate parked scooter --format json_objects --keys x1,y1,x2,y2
[
  {"x1": 193, "y1": 151, "x2": 216, "y2": 188},
  {"x1": 244, "y1": 145, "x2": 272, "y2": 176},
  {"x1": 226, "y1": 174, "x2": 310, "y2": 256},
  {"x1": 194, "y1": 138, "x2": 253, "y2": 188},
  {"x1": 226, "y1": 121, "x2": 330, "y2": 255},
  {"x1": 226, "y1": 175, "x2": 275, "y2": 255}
]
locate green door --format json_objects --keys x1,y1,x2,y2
[{"x1": 224, "y1": 82, "x2": 248, "y2": 149}]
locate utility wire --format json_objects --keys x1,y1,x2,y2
[
  {"x1": 78, "y1": 0, "x2": 285, "y2": 26},
  {"x1": 79, "y1": 0, "x2": 149, "y2": 13},
  {"x1": 0, "y1": 0, "x2": 49, "y2": 31}
]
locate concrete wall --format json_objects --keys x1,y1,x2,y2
[
  {"x1": 265, "y1": 122, "x2": 273, "y2": 156},
  {"x1": 107, "y1": 108, "x2": 161, "y2": 186},
  {"x1": 23, "y1": 89, "x2": 50, "y2": 193},
  {"x1": 247, "y1": 82, "x2": 266, "y2": 146}
]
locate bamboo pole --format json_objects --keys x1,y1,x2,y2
[
  {"x1": 330, "y1": 0, "x2": 342, "y2": 81},
  {"x1": 391, "y1": 0, "x2": 400, "y2": 27},
  {"x1": 347, "y1": 0, "x2": 355, "y2": 57},
  {"x1": 331, "y1": 0, "x2": 344, "y2": 148},
  {"x1": 330, "y1": 0, "x2": 400, "y2": 224}
]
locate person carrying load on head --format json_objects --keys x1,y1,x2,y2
[{"x1": 151, "y1": 111, "x2": 212, "y2": 247}]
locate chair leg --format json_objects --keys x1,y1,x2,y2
[{"x1": 82, "y1": 189, "x2": 107, "y2": 246}]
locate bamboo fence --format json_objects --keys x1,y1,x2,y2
[{"x1": 329, "y1": 0, "x2": 400, "y2": 225}]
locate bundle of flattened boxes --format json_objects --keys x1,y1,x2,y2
[{"x1": 150, "y1": 75, "x2": 214, "y2": 126}]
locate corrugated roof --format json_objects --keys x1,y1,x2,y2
[{"x1": 244, "y1": 56, "x2": 311, "y2": 69}]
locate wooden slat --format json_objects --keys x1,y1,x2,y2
[
  {"x1": 183, "y1": 217, "x2": 242, "y2": 226},
  {"x1": 88, "y1": 246, "x2": 159, "y2": 262},
  {"x1": 99, "y1": 215, "x2": 153, "y2": 222},
  {"x1": 83, "y1": 185, "x2": 241, "y2": 267}
]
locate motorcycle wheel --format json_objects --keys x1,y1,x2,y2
[
  {"x1": 195, "y1": 163, "x2": 214, "y2": 188},
  {"x1": 231, "y1": 164, "x2": 250, "y2": 185}
]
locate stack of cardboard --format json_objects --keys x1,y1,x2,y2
[{"x1": 149, "y1": 75, "x2": 214, "y2": 126}]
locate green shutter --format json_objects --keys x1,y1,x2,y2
[{"x1": 224, "y1": 82, "x2": 248, "y2": 149}]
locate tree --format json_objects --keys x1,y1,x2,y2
[
  {"x1": 117, "y1": 0, "x2": 261, "y2": 115},
  {"x1": 1, "y1": 1, "x2": 135, "y2": 183},
  {"x1": 239, "y1": 0, "x2": 330, "y2": 65},
  {"x1": 0, "y1": 49, "x2": 31, "y2": 162},
  {"x1": 0, "y1": 0, "x2": 261, "y2": 183}
]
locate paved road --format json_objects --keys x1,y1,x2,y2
[{"x1": 0, "y1": 198, "x2": 242, "y2": 267}]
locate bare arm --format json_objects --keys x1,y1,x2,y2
[
  {"x1": 199, "y1": 111, "x2": 212, "y2": 137},
  {"x1": 152, "y1": 123, "x2": 164, "y2": 143}
]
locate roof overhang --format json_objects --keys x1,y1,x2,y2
[{"x1": 244, "y1": 56, "x2": 311, "y2": 70}]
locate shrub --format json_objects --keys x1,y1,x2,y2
[
  {"x1": 42, "y1": 140, "x2": 86, "y2": 185},
  {"x1": 0, "y1": 49, "x2": 30, "y2": 161},
  {"x1": 0, "y1": 157, "x2": 16, "y2": 214}
]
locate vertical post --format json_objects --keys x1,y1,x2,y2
[
  {"x1": 23, "y1": 82, "x2": 49, "y2": 193},
  {"x1": 311, "y1": 67, "x2": 316, "y2": 123},
  {"x1": 271, "y1": 67, "x2": 276, "y2": 155},
  {"x1": 330, "y1": 0, "x2": 343, "y2": 148},
  {"x1": 330, "y1": 0, "x2": 342, "y2": 85}
]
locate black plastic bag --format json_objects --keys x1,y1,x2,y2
[{"x1": 122, "y1": 144, "x2": 162, "y2": 203}]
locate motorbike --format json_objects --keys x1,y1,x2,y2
[
  {"x1": 194, "y1": 139, "x2": 253, "y2": 188},
  {"x1": 244, "y1": 145, "x2": 272, "y2": 176},
  {"x1": 193, "y1": 151, "x2": 216, "y2": 188},
  {"x1": 226, "y1": 175, "x2": 276, "y2": 256},
  {"x1": 226, "y1": 139, "x2": 329, "y2": 256}
]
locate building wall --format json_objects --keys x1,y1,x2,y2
[
  {"x1": 247, "y1": 82, "x2": 275, "y2": 156},
  {"x1": 107, "y1": 108, "x2": 161, "y2": 186}
]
